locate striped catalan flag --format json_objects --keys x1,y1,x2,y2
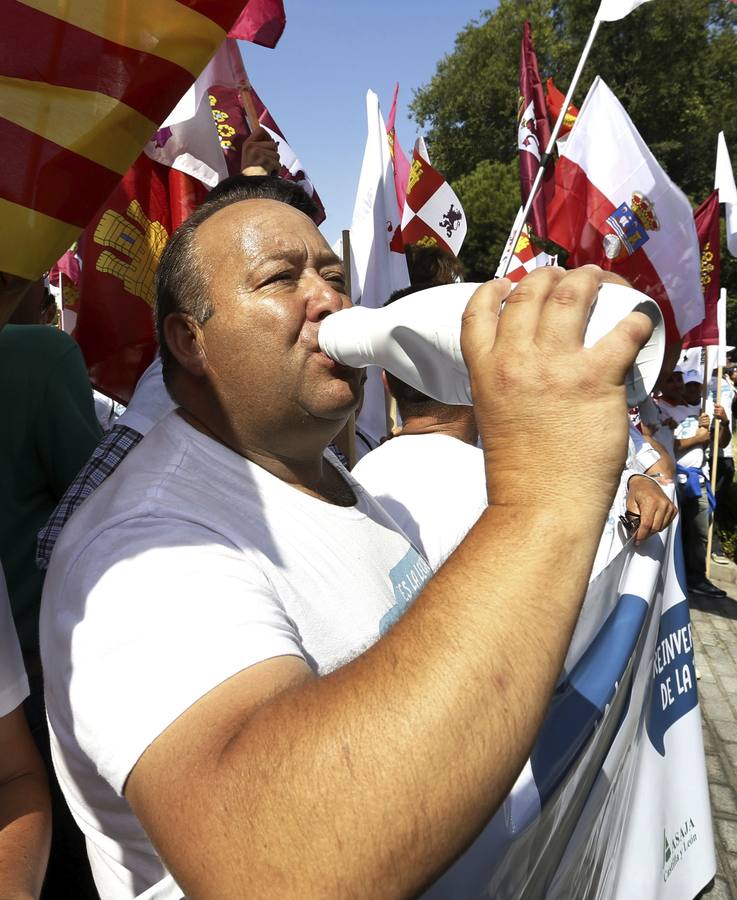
[{"x1": 1, "y1": 0, "x2": 249, "y2": 280}]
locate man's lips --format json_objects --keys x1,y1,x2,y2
[{"x1": 313, "y1": 347, "x2": 361, "y2": 377}]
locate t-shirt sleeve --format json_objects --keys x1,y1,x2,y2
[
  {"x1": 56, "y1": 519, "x2": 304, "y2": 795},
  {"x1": 37, "y1": 340, "x2": 103, "y2": 498},
  {"x1": 0, "y1": 566, "x2": 29, "y2": 717}
]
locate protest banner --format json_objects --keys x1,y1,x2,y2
[{"x1": 423, "y1": 495, "x2": 715, "y2": 899}]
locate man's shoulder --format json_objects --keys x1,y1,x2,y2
[{"x1": 0, "y1": 324, "x2": 80, "y2": 360}]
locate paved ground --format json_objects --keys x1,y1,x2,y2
[{"x1": 692, "y1": 562, "x2": 737, "y2": 899}]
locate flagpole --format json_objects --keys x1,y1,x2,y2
[
  {"x1": 499, "y1": 17, "x2": 602, "y2": 277},
  {"x1": 705, "y1": 365, "x2": 723, "y2": 578}
]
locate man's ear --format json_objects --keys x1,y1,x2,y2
[{"x1": 163, "y1": 313, "x2": 208, "y2": 377}]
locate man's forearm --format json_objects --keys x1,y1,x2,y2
[
  {"x1": 674, "y1": 434, "x2": 709, "y2": 452},
  {"x1": 0, "y1": 770, "x2": 51, "y2": 899},
  {"x1": 157, "y1": 502, "x2": 607, "y2": 899}
]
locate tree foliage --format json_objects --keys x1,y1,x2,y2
[{"x1": 410, "y1": 0, "x2": 737, "y2": 343}]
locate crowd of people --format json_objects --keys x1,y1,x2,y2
[{"x1": 0, "y1": 155, "x2": 734, "y2": 898}]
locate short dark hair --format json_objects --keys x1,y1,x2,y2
[
  {"x1": 405, "y1": 243, "x2": 464, "y2": 287},
  {"x1": 155, "y1": 176, "x2": 317, "y2": 387}
]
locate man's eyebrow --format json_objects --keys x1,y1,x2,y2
[{"x1": 315, "y1": 252, "x2": 343, "y2": 268}]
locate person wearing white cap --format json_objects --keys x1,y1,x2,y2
[{"x1": 665, "y1": 367, "x2": 731, "y2": 596}]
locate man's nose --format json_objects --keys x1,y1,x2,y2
[{"x1": 305, "y1": 275, "x2": 349, "y2": 322}]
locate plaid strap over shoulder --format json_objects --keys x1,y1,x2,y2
[{"x1": 36, "y1": 425, "x2": 143, "y2": 571}]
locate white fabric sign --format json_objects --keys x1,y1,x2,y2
[{"x1": 424, "y1": 498, "x2": 716, "y2": 899}]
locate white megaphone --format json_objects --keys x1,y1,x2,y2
[{"x1": 318, "y1": 281, "x2": 665, "y2": 408}]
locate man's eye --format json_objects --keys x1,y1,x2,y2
[
  {"x1": 325, "y1": 272, "x2": 346, "y2": 286},
  {"x1": 261, "y1": 272, "x2": 293, "y2": 287}
]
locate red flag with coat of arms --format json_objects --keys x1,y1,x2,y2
[
  {"x1": 547, "y1": 77, "x2": 702, "y2": 341},
  {"x1": 72, "y1": 156, "x2": 208, "y2": 403}
]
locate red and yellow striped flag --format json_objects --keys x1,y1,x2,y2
[{"x1": 1, "y1": 0, "x2": 249, "y2": 279}]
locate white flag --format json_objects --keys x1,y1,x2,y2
[
  {"x1": 596, "y1": 0, "x2": 654, "y2": 21},
  {"x1": 715, "y1": 131, "x2": 737, "y2": 257},
  {"x1": 348, "y1": 90, "x2": 410, "y2": 448}
]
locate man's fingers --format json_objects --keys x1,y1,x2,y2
[
  {"x1": 460, "y1": 279, "x2": 512, "y2": 374},
  {"x1": 634, "y1": 500, "x2": 656, "y2": 543},
  {"x1": 589, "y1": 309, "x2": 655, "y2": 386},
  {"x1": 534, "y1": 265, "x2": 605, "y2": 351},
  {"x1": 492, "y1": 267, "x2": 566, "y2": 350}
]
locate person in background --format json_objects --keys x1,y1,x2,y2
[
  {"x1": 0, "y1": 272, "x2": 100, "y2": 897},
  {"x1": 708, "y1": 366, "x2": 735, "y2": 566},
  {"x1": 6, "y1": 278, "x2": 57, "y2": 327},
  {"x1": 0, "y1": 273, "x2": 102, "y2": 658},
  {"x1": 404, "y1": 242, "x2": 465, "y2": 285},
  {"x1": 353, "y1": 284, "x2": 484, "y2": 569},
  {"x1": 355, "y1": 289, "x2": 676, "y2": 570},
  {"x1": 667, "y1": 368, "x2": 731, "y2": 596},
  {"x1": 0, "y1": 563, "x2": 51, "y2": 898}
]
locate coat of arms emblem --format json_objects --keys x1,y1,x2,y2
[{"x1": 602, "y1": 191, "x2": 660, "y2": 261}]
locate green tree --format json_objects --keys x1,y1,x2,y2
[{"x1": 411, "y1": 0, "x2": 737, "y2": 344}]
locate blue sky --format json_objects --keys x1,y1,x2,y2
[{"x1": 240, "y1": 2, "x2": 496, "y2": 245}]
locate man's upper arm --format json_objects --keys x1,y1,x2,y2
[
  {"x1": 124, "y1": 654, "x2": 314, "y2": 884},
  {"x1": 46, "y1": 522, "x2": 306, "y2": 796}
]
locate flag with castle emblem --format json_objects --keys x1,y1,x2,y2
[
  {"x1": 400, "y1": 141, "x2": 467, "y2": 256},
  {"x1": 547, "y1": 77, "x2": 702, "y2": 341}
]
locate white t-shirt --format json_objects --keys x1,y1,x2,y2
[
  {"x1": 117, "y1": 357, "x2": 175, "y2": 436},
  {"x1": 672, "y1": 399, "x2": 714, "y2": 474},
  {"x1": 626, "y1": 421, "x2": 660, "y2": 473},
  {"x1": 39, "y1": 412, "x2": 431, "y2": 899},
  {"x1": 637, "y1": 396, "x2": 675, "y2": 459},
  {"x1": 0, "y1": 564, "x2": 28, "y2": 718},
  {"x1": 352, "y1": 434, "x2": 487, "y2": 571},
  {"x1": 93, "y1": 390, "x2": 126, "y2": 432}
]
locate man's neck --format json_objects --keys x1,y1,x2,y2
[
  {"x1": 398, "y1": 411, "x2": 478, "y2": 445},
  {"x1": 177, "y1": 408, "x2": 356, "y2": 507}
]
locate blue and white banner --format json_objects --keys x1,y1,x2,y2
[{"x1": 426, "y1": 497, "x2": 716, "y2": 899}]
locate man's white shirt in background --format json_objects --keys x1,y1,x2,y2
[{"x1": 352, "y1": 434, "x2": 487, "y2": 571}]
